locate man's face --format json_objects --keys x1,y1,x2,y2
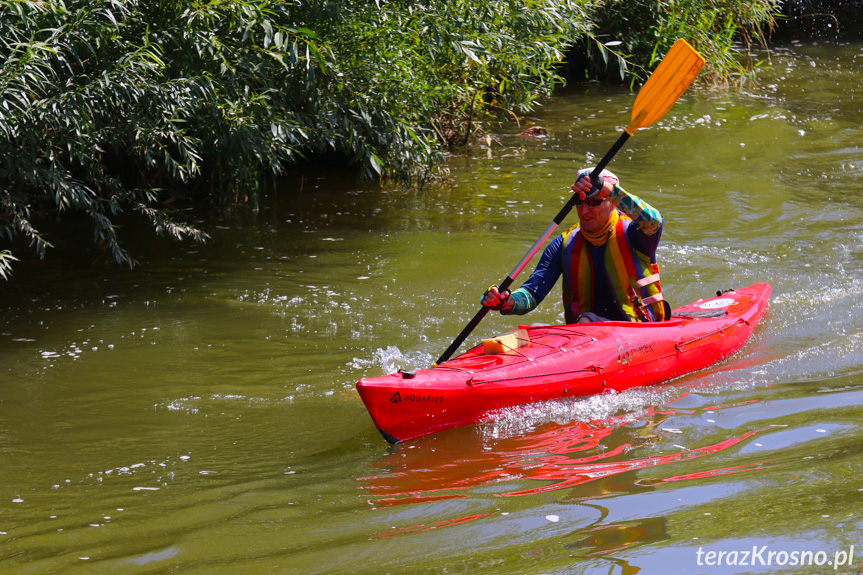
[{"x1": 577, "y1": 198, "x2": 615, "y2": 233}]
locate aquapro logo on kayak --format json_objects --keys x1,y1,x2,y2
[
  {"x1": 617, "y1": 341, "x2": 654, "y2": 365},
  {"x1": 389, "y1": 391, "x2": 444, "y2": 404}
]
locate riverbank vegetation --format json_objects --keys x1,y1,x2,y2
[{"x1": 1, "y1": 0, "x2": 792, "y2": 276}]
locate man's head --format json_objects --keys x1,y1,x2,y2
[{"x1": 576, "y1": 195, "x2": 615, "y2": 233}]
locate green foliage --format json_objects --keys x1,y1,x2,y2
[
  {"x1": 0, "y1": 249, "x2": 17, "y2": 280},
  {"x1": 1, "y1": 0, "x2": 214, "y2": 273},
  {"x1": 579, "y1": 0, "x2": 782, "y2": 86},
  {"x1": 0, "y1": 0, "x2": 595, "y2": 276},
  {"x1": 0, "y1": 0, "x2": 781, "y2": 278}
]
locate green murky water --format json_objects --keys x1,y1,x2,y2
[{"x1": 4, "y1": 28, "x2": 863, "y2": 575}]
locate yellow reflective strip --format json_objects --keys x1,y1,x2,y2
[
  {"x1": 577, "y1": 239, "x2": 591, "y2": 313},
  {"x1": 606, "y1": 228, "x2": 635, "y2": 318}
]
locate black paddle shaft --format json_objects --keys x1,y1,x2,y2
[{"x1": 435, "y1": 131, "x2": 632, "y2": 365}]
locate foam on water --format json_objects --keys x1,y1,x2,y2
[{"x1": 479, "y1": 386, "x2": 684, "y2": 441}]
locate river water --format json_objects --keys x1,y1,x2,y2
[{"x1": 3, "y1": 27, "x2": 863, "y2": 575}]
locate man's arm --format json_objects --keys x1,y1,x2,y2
[
  {"x1": 502, "y1": 235, "x2": 565, "y2": 315},
  {"x1": 610, "y1": 185, "x2": 663, "y2": 236}
]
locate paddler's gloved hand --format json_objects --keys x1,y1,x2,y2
[
  {"x1": 481, "y1": 285, "x2": 514, "y2": 313},
  {"x1": 571, "y1": 168, "x2": 618, "y2": 200}
]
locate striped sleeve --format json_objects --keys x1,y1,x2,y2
[
  {"x1": 609, "y1": 185, "x2": 663, "y2": 236},
  {"x1": 502, "y1": 287, "x2": 538, "y2": 315}
]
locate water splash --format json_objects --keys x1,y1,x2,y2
[
  {"x1": 479, "y1": 387, "x2": 683, "y2": 441},
  {"x1": 349, "y1": 345, "x2": 434, "y2": 375}
]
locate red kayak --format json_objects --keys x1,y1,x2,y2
[{"x1": 357, "y1": 283, "x2": 771, "y2": 443}]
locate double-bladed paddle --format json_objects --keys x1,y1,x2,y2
[{"x1": 435, "y1": 38, "x2": 705, "y2": 366}]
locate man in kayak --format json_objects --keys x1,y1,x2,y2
[{"x1": 481, "y1": 169, "x2": 668, "y2": 323}]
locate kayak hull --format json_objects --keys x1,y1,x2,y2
[{"x1": 357, "y1": 283, "x2": 771, "y2": 443}]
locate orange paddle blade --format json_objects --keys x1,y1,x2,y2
[{"x1": 626, "y1": 38, "x2": 705, "y2": 135}]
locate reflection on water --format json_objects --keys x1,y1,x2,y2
[
  {"x1": 360, "y1": 395, "x2": 771, "y2": 506},
  {"x1": 531, "y1": 515, "x2": 669, "y2": 558},
  {"x1": 370, "y1": 512, "x2": 497, "y2": 540}
]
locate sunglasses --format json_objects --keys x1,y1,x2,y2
[{"x1": 574, "y1": 197, "x2": 605, "y2": 208}]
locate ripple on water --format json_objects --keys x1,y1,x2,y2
[
  {"x1": 661, "y1": 243, "x2": 773, "y2": 268},
  {"x1": 159, "y1": 394, "x2": 295, "y2": 414}
]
